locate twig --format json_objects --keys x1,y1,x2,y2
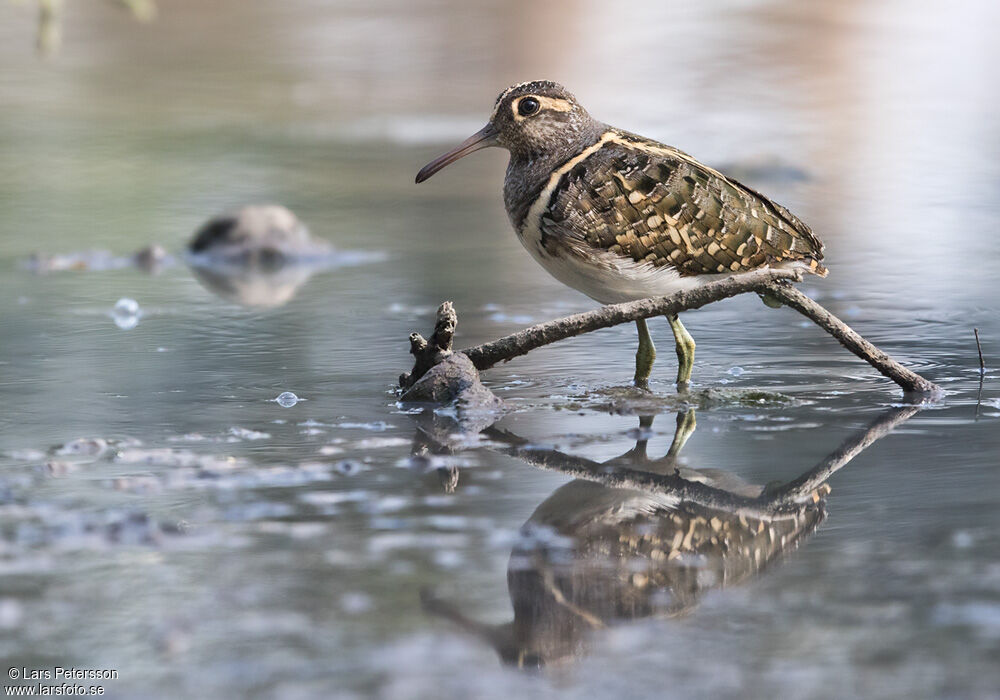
[
  {"x1": 974, "y1": 328, "x2": 985, "y2": 374},
  {"x1": 761, "y1": 283, "x2": 941, "y2": 395},
  {"x1": 456, "y1": 269, "x2": 942, "y2": 396},
  {"x1": 462, "y1": 268, "x2": 801, "y2": 370}
]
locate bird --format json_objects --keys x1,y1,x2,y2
[{"x1": 416, "y1": 81, "x2": 827, "y2": 391}]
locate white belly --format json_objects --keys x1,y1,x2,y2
[
  {"x1": 534, "y1": 243, "x2": 714, "y2": 304},
  {"x1": 514, "y1": 220, "x2": 722, "y2": 305}
]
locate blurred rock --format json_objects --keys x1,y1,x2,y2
[
  {"x1": 188, "y1": 205, "x2": 331, "y2": 263},
  {"x1": 186, "y1": 205, "x2": 338, "y2": 308}
]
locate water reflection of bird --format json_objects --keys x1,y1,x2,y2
[
  {"x1": 422, "y1": 411, "x2": 828, "y2": 669},
  {"x1": 416, "y1": 82, "x2": 827, "y2": 391}
]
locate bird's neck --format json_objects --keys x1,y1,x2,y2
[{"x1": 503, "y1": 124, "x2": 607, "y2": 230}]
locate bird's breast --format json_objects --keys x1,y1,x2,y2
[{"x1": 514, "y1": 214, "x2": 712, "y2": 305}]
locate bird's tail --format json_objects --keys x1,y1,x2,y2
[{"x1": 807, "y1": 259, "x2": 829, "y2": 277}]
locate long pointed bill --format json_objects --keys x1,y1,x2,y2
[{"x1": 415, "y1": 124, "x2": 499, "y2": 183}]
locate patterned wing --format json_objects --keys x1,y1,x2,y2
[{"x1": 543, "y1": 133, "x2": 827, "y2": 277}]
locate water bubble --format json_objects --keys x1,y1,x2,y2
[
  {"x1": 112, "y1": 297, "x2": 141, "y2": 329},
  {"x1": 274, "y1": 391, "x2": 300, "y2": 408},
  {"x1": 114, "y1": 297, "x2": 139, "y2": 315},
  {"x1": 727, "y1": 366, "x2": 745, "y2": 377}
]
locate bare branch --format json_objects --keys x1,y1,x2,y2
[
  {"x1": 763, "y1": 283, "x2": 942, "y2": 395},
  {"x1": 455, "y1": 269, "x2": 942, "y2": 396},
  {"x1": 462, "y1": 268, "x2": 801, "y2": 371}
]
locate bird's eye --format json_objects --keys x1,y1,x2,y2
[{"x1": 517, "y1": 97, "x2": 540, "y2": 117}]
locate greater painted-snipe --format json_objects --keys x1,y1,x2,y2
[{"x1": 416, "y1": 81, "x2": 827, "y2": 391}]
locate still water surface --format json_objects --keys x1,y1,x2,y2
[{"x1": 1, "y1": 1, "x2": 998, "y2": 698}]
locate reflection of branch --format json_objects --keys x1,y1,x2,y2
[
  {"x1": 766, "y1": 405, "x2": 921, "y2": 504},
  {"x1": 483, "y1": 402, "x2": 920, "y2": 517},
  {"x1": 482, "y1": 429, "x2": 798, "y2": 520}
]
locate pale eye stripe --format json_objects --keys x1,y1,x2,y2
[{"x1": 511, "y1": 95, "x2": 574, "y2": 121}]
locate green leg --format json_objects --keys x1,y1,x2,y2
[
  {"x1": 666, "y1": 409, "x2": 697, "y2": 458},
  {"x1": 633, "y1": 318, "x2": 656, "y2": 390},
  {"x1": 667, "y1": 314, "x2": 695, "y2": 392}
]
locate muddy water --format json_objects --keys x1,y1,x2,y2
[{"x1": 1, "y1": 1, "x2": 998, "y2": 698}]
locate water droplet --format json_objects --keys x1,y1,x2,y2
[
  {"x1": 114, "y1": 297, "x2": 139, "y2": 315},
  {"x1": 112, "y1": 297, "x2": 141, "y2": 329},
  {"x1": 274, "y1": 391, "x2": 300, "y2": 407}
]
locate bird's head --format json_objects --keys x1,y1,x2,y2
[{"x1": 415, "y1": 81, "x2": 601, "y2": 183}]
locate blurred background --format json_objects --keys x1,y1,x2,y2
[{"x1": 1, "y1": 1, "x2": 998, "y2": 698}]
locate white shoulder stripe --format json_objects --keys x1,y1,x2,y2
[{"x1": 522, "y1": 131, "x2": 617, "y2": 234}]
